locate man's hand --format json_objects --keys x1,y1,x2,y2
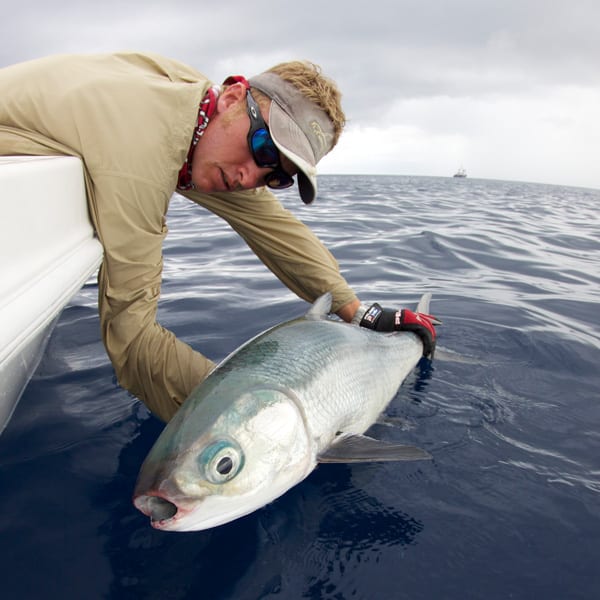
[{"x1": 356, "y1": 303, "x2": 441, "y2": 358}]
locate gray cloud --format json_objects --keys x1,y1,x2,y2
[{"x1": 2, "y1": 0, "x2": 599, "y2": 187}]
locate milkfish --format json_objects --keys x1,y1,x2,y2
[{"x1": 133, "y1": 293, "x2": 434, "y2": 531}]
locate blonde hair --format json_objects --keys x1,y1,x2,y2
[
  {"x1": 267, "y1": 60, "x2": 346, "y2": 148},
  {"x1": 261, "y1": 60, "x2": 346, "y2": 147}
]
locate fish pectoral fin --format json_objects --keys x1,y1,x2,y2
[
  {"x1": 317, "y1": 434, "x2": 432, "y2": 463},
  {"x1": 375, "y1": 415, "x2": 413, "y2": 430}
]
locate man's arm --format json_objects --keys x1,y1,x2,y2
[
  {"x1": 336, "y1": 298, "x2": 362, "y2": 322},
  {"x1": 91, "y1": 174, "x2": 216, "y2": 422}
]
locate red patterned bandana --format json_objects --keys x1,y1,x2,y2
[{"x1": 177, "y1": 86, "x2": 219, "y2": 191}]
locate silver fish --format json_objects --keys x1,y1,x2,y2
[{"x1": 133, "y1": 293, "x2": 433, "y2": 531}]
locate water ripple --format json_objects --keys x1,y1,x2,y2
[{"x1": 2, "y1": 175, "x2": 599, "y2": 600}]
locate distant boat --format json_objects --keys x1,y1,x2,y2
[{"x1": 453, "y1": 167, "x2": 467, "y2": 178}]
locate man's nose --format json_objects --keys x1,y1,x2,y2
[{"x1": 238, "y1": 160, "x2": 267, "y2": 190}]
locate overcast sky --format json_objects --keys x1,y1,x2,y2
[{"x1": 2, "y1": 0, "x2": 599, "y2": 189}]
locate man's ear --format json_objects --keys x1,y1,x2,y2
[{"x1": 217, "y1": 82, "x2": 246, "y2": 113}]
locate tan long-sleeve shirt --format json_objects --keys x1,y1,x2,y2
[{"x1": 0, "y1": 52, "x2": 356, "y2": 421}]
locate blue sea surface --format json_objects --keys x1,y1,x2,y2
[{"x1": 1, "y1": 175, "x2": 599, "y2": 599}]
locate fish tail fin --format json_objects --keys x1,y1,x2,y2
[
  {"x1": 416, "y1": 292, "x2": 432, "y2": 314},
  {"x1": 416, "y1": 292, "x2": 442, "y2": 325}
]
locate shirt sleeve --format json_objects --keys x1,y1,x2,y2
[
  {"x1": 183, "y1": 187, "x2": 358, "y2": 313},
  {"x1": 90, "y1": 173, "x2": 216, "y2": 423}
]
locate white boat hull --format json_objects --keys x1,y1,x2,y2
[{"x1": 0, "y1": 156, "x2": 103, "y2": 433}]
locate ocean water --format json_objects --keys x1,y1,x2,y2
[{"x1": 1, "y1": 175, "x2": 599, "y2": 600}]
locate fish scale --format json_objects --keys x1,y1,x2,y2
[{"x1": 236, "y1": 318, "x2": 422, "y2": 447}]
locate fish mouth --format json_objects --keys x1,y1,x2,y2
[
  {"x1": 133, "y1": 491, "x2": 251, "y2": 532},
  {"x1": 134, "y1": 493, "x2": 185, "y2": 529}
]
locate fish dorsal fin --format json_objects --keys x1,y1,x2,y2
[
  {"x1": 318, "y1": 433, "x2": 432, "y2": 463},
  {"x1": 305, "y1": 293, "x2": 332, "y2": 320}
]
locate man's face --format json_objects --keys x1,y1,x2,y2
[{"x1": 191, "y1": 83, "x2": 295, "y2": 194}]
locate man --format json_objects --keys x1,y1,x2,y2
[{"x1": 0, "y1": 52, "x2": 437, "y2": 422}]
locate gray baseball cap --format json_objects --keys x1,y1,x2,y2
[{"x1": 249, "y1": 72, "x2": 335, "y2": 204}]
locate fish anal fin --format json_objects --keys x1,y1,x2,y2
[{"x1": 318, "y1": 434, "x2": 432, "y2": 463}]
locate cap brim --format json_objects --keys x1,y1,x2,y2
[
  {"x1": 267, "y1": 101, "x2": 318, "y2": 204},
  {"x1": 297, "y1": 172, "x2": 316, "y2": 204}
]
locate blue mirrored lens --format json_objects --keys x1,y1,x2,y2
[{"x1": 251, "y1": 129, "x2": 279, "y2": 168}]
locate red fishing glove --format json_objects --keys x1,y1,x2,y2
[{"x1": 358, "y1": 303, "x2": 440, "y2": 358}]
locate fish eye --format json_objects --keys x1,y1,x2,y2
[
  {"x1": 198, "y1": 440, "x2": 244, "y2": 484},
  {"x1": 216, "y1": 456, "x2": 233, "y2": 475}
]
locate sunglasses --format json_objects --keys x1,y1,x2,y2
[{"x1": 245, "y1": 90, "x2": 294, "y2": 190}]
